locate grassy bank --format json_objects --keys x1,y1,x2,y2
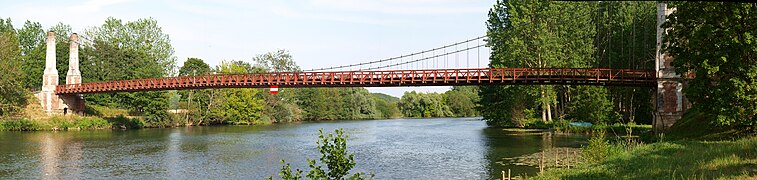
[
  {"x1": 530, "y1": 109, "x2": 756, "y2": 179},
  {"x1": 0, "y1": 102, "x2": 144, "y2": 131},
  {"x1": 531, "y1": 136, "x2": 757, "y2": 179},
  {"x1": 0, "y1": 115, "x2": 143, "y2": 131}
]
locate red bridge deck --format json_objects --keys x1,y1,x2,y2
[{"x1": 55, "y1": 68, "x2": 656, "y2": 95}]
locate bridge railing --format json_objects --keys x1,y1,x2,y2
[{"x1": 55, "y1": 68, "x2": 655, "y2": 94}]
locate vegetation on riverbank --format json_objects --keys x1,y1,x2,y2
[
  {"x1": 528, "y1": 107, "x2": 756, "y2": 179},
  {"x1": 515, "y1": 119, "x2": 652, "y2": 135},
  {"x1": 0, "y1": 115, "x2": 142, "y2": 131},
  {"x1": 480, "y1": 1, "x2": 657, "y2": 128},
  {"x1": 531, "y1": 136, "x2": 757, "y2": 179}
]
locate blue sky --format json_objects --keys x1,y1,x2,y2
[{"x1": 3, "y1": 0, "x2": 493, "y2": 97}]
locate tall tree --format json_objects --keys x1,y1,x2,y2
[
  {"x1": 664, "y1": 2, "x2": 757, "y2": 127},
  {"x1": 79, "y1": 17, "x2": 176, "y2": 127},
  {"x1": 17, "y1": 20, "x2": 45, "y2": 89},
  {"x1": 252, "y1": 49, "x2": 300, "y2": 72},
  {"x1": 178, "y1": 58, "x2": 212, "y2": 125},
  {"x1": 84, "y1": 17, "x2": 177, "y2": 76},
  {"x1": 445, "y1": 86, "x2": 480, "y2": 117},
  {"x1": 482, "y1": 0, "x2": 596, "y2": 125},
  {"x1": 0, "y1": 22, "x2": 26, "y2": 115},
  {"x1": 399, "y1": 91, "x2": 452, "y2": 118},
  {"x1": 251, "y1": 50, "x2": 303, "y2": 123},
  {"x1": 595, "y1": 2, "x2": 657, "y2": 124},
  {"x1": 208, "y1": 60, "x2": 264, "y2": 125}
]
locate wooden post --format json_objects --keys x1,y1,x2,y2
[
  {"x1": 508, "y1": 169, "x2": 511, "y2": 180},
  {"x1": 502, "y1": 170, "x2": 505, "y2": 180},
  {"x1": 574, "y1": 151, "x2": 578, "y2": 166},
  {"x1": 555, "y1": 148, "x2": 559, "y2": 167},
  {"x1": 565, "y1": 148, "x2": 570, "y2": 169},
  {"x1": 540, "y1": 151, "x2": 544, "y2": 173}
]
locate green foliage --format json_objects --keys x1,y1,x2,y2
[
  {"x1": 444, "y1": 86, "x2": 480, "y2": 117},
  {"x1": 398, "y1": 91, "x2": 452, "y2": 118},
  {"x1": 17, "y1": 20, "x2": 45, "y2": 89},
  {"x1": 581, "y1": 131, "x2": 614, "y2": 164},
  {"x1": 253, "y1": 49, "x2": 300, "y2": 72},
  {"x1": 596, "y1": 2, "x2": 658, "y2": 125},
  {"x1": 482, "y1": 1, "x2": 658, "y2": 126},
  {"x1": 46, "y1": 116, "x2": 112, "y2": 130},
  {"x1": 535, "y1": 137, "x2": 757, "y2": 179},
  {"x1": 566, "y1": 86, "x2": 618, "y2": 124},
  {"x1": 177, "y1": 58, "x2": 213, "y2": 125},
  {"x1": 295, "y1": 88, "x2": 380, "y2": 121},
  {"x1": 276, "y1": 129, "x2": 368, "y2": 180},
  {"x1": 0, "y1": 119, "x2": 41, "y2": 131},
  {"x1": 78, "y1": 17, "x2": 175, "y2": 127},
  {"x1": 371, "y1": 93, "x2": 400, "y2": 119},
  {"x1": 664, "y1": 2, "x2": 757, "y2": 128},
  {"x1": 0, "y1": 23, "x2": 27, "y2": 116},
  {"x1": 84, "y1": 17, "x2": 176, "y2": 75},
  {"x1": 107, "y1": 115, "x2": 144, "y2": 129},
  {"x1": 479, "y1": 85, "x2": 532, "y2": 127},
  {"x1": 0, "y1": 116, "x2": 125, "y2": 131},
  {"x1": 209, "y1": 60, "x2": 264, "y2": 125}
]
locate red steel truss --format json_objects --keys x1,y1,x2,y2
[{"x1": 55, "y1": 68, "x2": 655, "y2": 95}]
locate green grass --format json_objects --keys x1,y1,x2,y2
[
  {"x1": 0, "y1": 118, "x2": 43, "y2": 131},
  {"x1": 0, "y1": 115, "x2": 144, "y2": 131},
  {"x1": 667, "y1": 107, "x2": 754, "y2": 141},
  {"x1": 531, "y1": 137, "x2": 757, "y2": 179}
]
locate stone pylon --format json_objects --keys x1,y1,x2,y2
[
  {"x1": 36, "y1": 32, "x2": 85, "y2": 115},
  {"x1": 66, "y1": 33, "x2": 81, "y2": 85},
  {"x1": 38, "y1": 31, "x2": 60, "y2": 114},
  {"x1": 653, "y1": 3, "x2": 689, "y2": 132},
  {"x1": 62, "y1": 33, "x2": 85, "y2": 115}
]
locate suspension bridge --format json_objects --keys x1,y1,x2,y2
[
  {"x1": 37, "y1": 3, "x2": 685, "y2": 131},
  {"x1": 53, "y1": 35, "x2": 655, "y2": 95}
]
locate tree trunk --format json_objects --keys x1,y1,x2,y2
[
  {"x1": 186, "y1": 90, "x2": 192, "y2": 126},
  {"x1": 541, "y1": 87, "x2": 547, "y2": 122},
  {"x1": 547, "y1": 103, "x2": 553, "y2": 122}
]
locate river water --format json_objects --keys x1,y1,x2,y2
[{"x1": 0, "y1": 117, "x2": 587, "y2": 179}]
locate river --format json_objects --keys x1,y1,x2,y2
[{"x1": 0, "y1": 117, "x2": 587, "y2": 179}]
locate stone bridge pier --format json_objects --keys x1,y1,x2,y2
[
  {"x1": 35, "y1": 31, "x2": 84, "y2": 115},
  {"x1": 653, "y1": 3, "x2": 690, "y2": 132}
]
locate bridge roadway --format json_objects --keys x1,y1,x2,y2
[{"x1": 54, "y1": 68, "x2": 656, "y2": 95}]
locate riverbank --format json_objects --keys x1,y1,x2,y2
[
  {"x1": 0, "y1": 115, "x2": 143, "y2": 131},
  {"x1": 508, "y1": 119, "x2": 652, "y2": 136},
  {"x1": 530, "y1": 136, "x2": 757, "y2": 179},
  {"x1": 529, "y1": 111, "x2": 757, "y2": 179}
]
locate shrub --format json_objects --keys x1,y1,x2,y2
[
  {"x1": 582, "y1": 131, "x2": 612, "y2": 164},
  {"x1": 275, "y1": 128, "x2": 370, "y2": 180},
  {"x1": 108, "y1": 115, "x2": 144, "y2": 129},
  {"x1": 0, "y1": 118, "x2": 42, "y2": 131}
]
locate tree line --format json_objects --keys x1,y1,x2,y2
[
  {"x1": 482, "y1": 1, "x2": 756, "y2": 130},
  {"x1": 481, "y1": 1, "x2": 658, "y2": 127}
]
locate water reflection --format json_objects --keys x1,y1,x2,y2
[
  {"x1": 0, "y1": 118, "x2": 587, "y2": 179},
  {"x1": 483, "y1": 128, "x2": 588, "y2": 179}
]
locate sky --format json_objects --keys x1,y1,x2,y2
[{"x1": 2, "y1": 0, "x2": 494, "y2": 97}]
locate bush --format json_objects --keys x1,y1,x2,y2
[
  {"x1": 0, "y1": 119, "x2": 42, "y2": 131},
  {"x1": 75, "y1": 116, "x2": 111, "y2": 129},
  {"x1": 275, "y1": 128, "x2": 371, "y2": 180},
  {"x1": 107, "y1": 115, "x2": 144, "y2": 129}
]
